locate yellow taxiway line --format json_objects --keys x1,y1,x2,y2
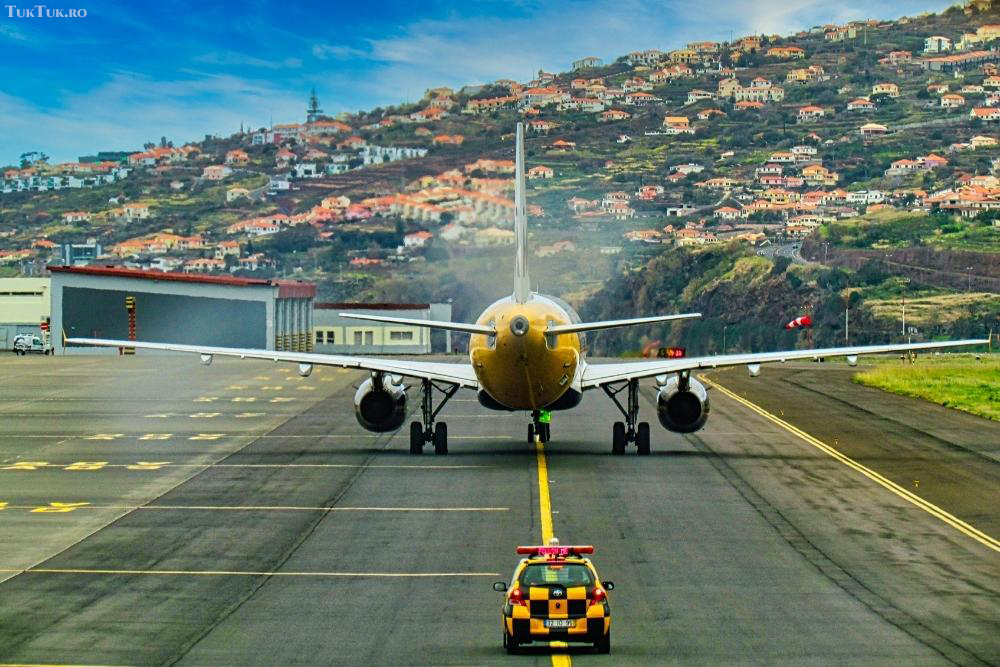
[
  {"x1": 702, "y1": 376, "x2": 1000, "y2": 554},
  {"x1": 535, "y1": 439, "x2": 571, "y2": 667}
]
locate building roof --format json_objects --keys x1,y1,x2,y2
[
  {"x1": 47, "y1": 265, "x2": 315, "y2": 297},
  {"x1": 315, "y1": 302, "x2": 431, "y2": 310}
]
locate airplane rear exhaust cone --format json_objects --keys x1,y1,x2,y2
[{"x1": 510, "y1": 315, "x2": 530, "y2": 337}]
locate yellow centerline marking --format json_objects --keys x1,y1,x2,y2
[
  {"x1": 535, "y1": 439, "x2": 571, "y2": 666},
  {"x1": 0, "y1": 568, "x2": 500, "y2": 578},
  {"x1": 702, "y1": 376, "x2": 1000, "y2": 554}
]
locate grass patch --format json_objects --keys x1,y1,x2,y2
[{"x1": 853, "y1": 355, "x2": 1000, "y2": 421}]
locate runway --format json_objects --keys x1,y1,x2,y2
[{"x1": 0, "y1": 355, "x2": 997, "y2": 666}]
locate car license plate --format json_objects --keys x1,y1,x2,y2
[{"x1": 544, "y1": 619, "x2": 574, "y2": 629}]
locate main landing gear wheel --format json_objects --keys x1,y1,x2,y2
[
  {"x1": 612, "y1": 422, "x2": 626, "y2": 455},
  {"x1": 540, "y1": 423, "x2": 550, "y2": 443},
  {"x1": 604, "y1": 379, "x2": 649, "y2": 455},
  {"x1": 408, "y1": 378, "x2": 458, "y2": 455},
  {"x1": 636, "y1": 422, "x2": 650, "y2": 456},
  {"x1": 409, "y1": 422, "x2": 423, "y2": 455},
  {"x1": 528, "y1": 423, "x2": 535, "y2": 443},
  {"x1": 433, "y1": 422, "x2": 448, "y2": 455}
]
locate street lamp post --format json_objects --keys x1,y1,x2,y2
[
  {"x1": 723, "y1": 325, "x2": 727, "y2": 354},
  {"x1": 967, "y1": 266, "x2": 972, "y2": 292}
]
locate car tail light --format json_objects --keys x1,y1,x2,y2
[
  {"x1": 590, "y1": 587, "x2": 606, "y2": 606},
  {"x1": 509, "y1": 587, "x2": 527, "y2": 606}
]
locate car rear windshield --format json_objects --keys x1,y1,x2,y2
[{"x1": 520, "y1": 563, "x2": 593, "y2": 587}]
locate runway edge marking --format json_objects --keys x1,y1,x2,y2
[
  {"x1": 701, "y1": 375, "x2": 1000, "y2": 554},
  {"x1": 535, "y1": 440, "x2": 572, "y2": 667}
]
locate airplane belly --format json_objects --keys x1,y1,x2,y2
[{"x1": 472, "y1": 345, "x2": 578, "y2": 410}]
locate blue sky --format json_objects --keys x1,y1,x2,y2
[{"x1": 0, "y1": 0, "x2": 952, "y2": 164}]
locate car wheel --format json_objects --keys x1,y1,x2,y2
[
  {"x1": 636, "y1": 422, "x2": 650, "y2": 456},
  {"x1": 595, "y1": 630, "x2": 610, "y2": 654},
  {"x1": 505, "y1": 633, "x2": 519, "y2": 655},
  {"x1": 409, "y1": 422, "x2": 423, "y2": 455},
  {"x1": 612, "y1": 422, "x2": 626, "y2": 455}
]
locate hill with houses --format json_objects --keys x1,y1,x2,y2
[{"x1": 2, "y1": 0, "x2": 1000, "y2": 343}]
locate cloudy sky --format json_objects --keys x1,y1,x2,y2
[{"x1": 0, "y1": 0, "x2": 952, "y2": 164}]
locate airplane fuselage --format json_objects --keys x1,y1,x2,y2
[{"x1": 469, "y1": 294, "x2": 582, "y2": 410}]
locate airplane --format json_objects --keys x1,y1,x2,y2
[{"x1": 68, "y1": 123, "x2": 988, "y2": 456}]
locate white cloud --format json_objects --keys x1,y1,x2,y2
[
  {"x1": 312, "y1": 43, "x2": 368, "y2": 60},
  {"x1": 193, "y1": 50, "x2": 303, "y2": 69},
  {"x1": 0, "y1": 73, "x2": 302, "y2": 164}
]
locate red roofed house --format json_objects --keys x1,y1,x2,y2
[
  {"x1": 225, "y1": 149, "x2": 249, "y2": 166},
  {"x1": 970, "y1": 107, "x2": 1000, "y2": 121},
  {"x1": 527, "y1": 165, "x2": 554, "y2": 179},
  {"x1": 433, "y1": 134, "x2": 465, "y2": 146},
  {"x1": 797, "y1": 106, "x2": 825, "y2": 122}
]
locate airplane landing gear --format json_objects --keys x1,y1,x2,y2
[
  {"x1": 602, "y1": 379, "x2": 650, "y2": 455},
  {"x1": 409, "y1": 379, "x2": 458, "y2": 455}
]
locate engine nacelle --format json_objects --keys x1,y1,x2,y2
[
  {"x1": 354, "y1": 375, "x2": 407, "y2": 432},
  {"x1": 657, "y1": 375, "x2": 710, "y2": 433}
]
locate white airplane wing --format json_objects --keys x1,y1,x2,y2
[
  {"x1": 66, "y1": 338, "x2": 480, "y2": 388},
  {"x1": 581, "y1": 338, "x2": 988, "y2": 388}
]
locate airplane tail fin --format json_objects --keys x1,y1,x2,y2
[{"x1": 513, "y1": 122, "x2": 530, "y2": 304}]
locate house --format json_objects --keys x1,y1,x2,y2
[
  {"x1": 885, "y1": 50, "x2": 912, "y2": 65},
  {"x1": 662, "y1": 116, "x2": 692, "y2": 134},
  {"x1": 927, "y1": 83, "x2": 950, "y2": 95},
  {"x1": 801, "y1": 165, "x2": 839, "y2": 186},
  {"x1": 275, "y1": 148, "x2": 296, "y2": 167},
  {"x1": 202, "y1": 165, "x2": 232, "y2": 180},
  {"x1": 572, "y1": 56, "x2": 602, "y2": 70},
  {"x1": 527, "y1": 120, "x2": 557, "y2": 133},
  {"x1": 599, "y1": 110, "x2": 631, "y2": 122},
  {"x1": 971, "y1": 135, "x2": 998, "y2": 149},
  {"x1": 766, "y1": 46, "x2": 805, "y2": 59},
  {"x1": 714, "y1": 206, "x2": 747, "y2": 220},
  {"x1": 122, "y1": 203, "x2": 151, "y2": 220},
  {"x1": 872, "y1": 83, "x2": 899, "y2": 98},
  {"x1": 686, "y1": 89, "x2": 714, "y2": 105},
  {"x1": 225, "y1": 149, "x2": 249, "y2": 166},
  {"x1": 847, "y1": 98, "x2": 876, "y2": 112},
  {"x1": 886, "y1": 159, "x2": 921, "y2": 176},
  {"x1": 961, "y1": 84, "x2": 985, "y2": 95},
  {"x1": 433, "y1": 134, "x2": 465, "y2": 146},
  {"x1": 797, "y1": 106, "x2": 825, "y2": 122},
  {"x1": 970, "y1": 107, "x2": 1000, "y2": 121},
  {"x1": 624, "y1": 92, "x2": 660, "y2": 106},
  {"x1": 734, "y1": 100, "x2": 764, "y2": 111},
  {"x1": 404, "y1": 231, "x2": 433, "y2": 248},
  {"x1": 859, "y1": 122, "x2": 888, "y2": 138},
  {"x1": 918, "y1": 154, "x2": 949, "y2": 169},
  {"x1": 924, "y1": 36, "x2": 952, "y2": 53},
  {"x1": 214, "y1": 241, "x2": 241, "y2": 259},
  {"x1": 697, "y1": 109, "x2": 725, "y2": 120},
  {"x1": 941, "y1": 93, "x2": 966, "y2": 108},
  {"x1": 527, "y1": 165, "x2": 554, "y2": 179},
  {"x1": 62, "y1": 211, "x2": 91, "y2": 223},
  {"x1": 226, "y1": 187, "x2": 250, "y2": 202},
  {"x1": 550, "y1": 139, "x2": 576, "y2": 151},
  {"x1": 673, "y1": 163, "x2": 705, "y2": 176}
]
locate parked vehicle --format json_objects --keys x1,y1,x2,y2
[{"x1": 12, "y1": 334, "x2": 52, "y2": 355}]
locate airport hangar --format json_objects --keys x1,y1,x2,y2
[
  {"x1": 49, "y1": 266, "x2": 316, "y2": 354},
  {"x1": 45, "y1": 266, "x2": 452, "y2": 355}
]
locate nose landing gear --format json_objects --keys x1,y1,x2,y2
[
  {"x1": 603, "y1": 379, "x2": 650, "y2": 455},
  {"x1": 529, "y1": 410, "x2": 551, "y2": 443}
]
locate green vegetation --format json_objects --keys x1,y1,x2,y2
[
  {"x1": 853, "y1": 354, "x2": 1000, "y2": 421},
  {"x1": 821, "y1": 211, "x2": 1000, "y2": 252}
]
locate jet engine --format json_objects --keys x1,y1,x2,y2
[
  {"x1": 656, "y1": 374, "x2": 710, "y2": 433},
  {"x1": 354, "y1": 374, "x2": 407, "y2": 432}
]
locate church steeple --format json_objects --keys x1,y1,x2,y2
[{"x1": 307, "y1": 88, "x2": 323, "y2": 123}]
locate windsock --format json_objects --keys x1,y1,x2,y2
[{"x1": 785, "y1": 314, "x2": 813, "y2": 329}]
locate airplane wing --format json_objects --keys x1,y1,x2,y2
[
  {"x1": 65, "y1": 338, "x2": 480, "y2": 388},
  {"x1": 546, "y1": 313, "x2": 701, "y2": 335},
  {"x1": 580, "y1": 338, "x2": 989, "y2": 388},
  {"x1": 337, "y1": 313, "x2": 493, "y2": 335}
]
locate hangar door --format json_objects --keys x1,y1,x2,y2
[{"x1": 62, "y1": 287, "x2": 266, "y2": 349}]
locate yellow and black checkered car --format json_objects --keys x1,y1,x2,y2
[{"x1": 495, "y1": 545, "x2": 612, "y2": 654}]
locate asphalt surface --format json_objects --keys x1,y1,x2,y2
[{"x1": 0, "y1": 354, "x2": 997, "y2": 666}]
